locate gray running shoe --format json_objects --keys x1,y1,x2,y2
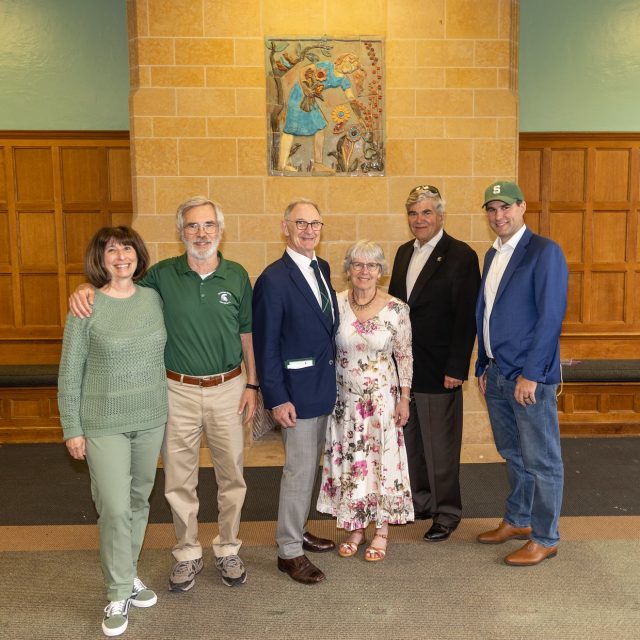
[
  {"x1": 130, "y1": 576, "x2": 157, "y2": 607},
  {"x1": 214, "y1": 554, "x2": 247, "y2": 587},
  {"x1": 169, "y1": 557, "x2": 204, "y2": 592},
  {"x1": 102, "y1": 598, "x2": 130, "y2": 637}
]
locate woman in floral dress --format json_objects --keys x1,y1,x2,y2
[{"x1": 316, "y1": 240, "x2": 414, "y2": 561}]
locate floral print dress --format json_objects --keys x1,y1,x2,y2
[{"x1": 316, "y1": 291, "x2": 414, "y2": 530}]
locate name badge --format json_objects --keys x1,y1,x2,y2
[{"x1": 285, "y1": 358, "x2": 315, "y2": 370}]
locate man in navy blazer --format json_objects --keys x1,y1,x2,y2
[
  {"x1": 253, "y1": 199, "x2": 338, "y2": 584},
  {"x1": 475, "y1": 181, "x2": 568, "y2": 566}
]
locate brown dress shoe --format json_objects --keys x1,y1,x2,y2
[
  {"x1": 277, "y1": 555, "x2": 326, "y2": 584},
  {"x1": 477, "y1": 520, "x2": 532, "y2": 544},
  {"x1": 302, "y1": 531, "x2": 335, "y2": 553},
  {"x1": 504, "y1": 540, "x2": 558, "y2": 566}
]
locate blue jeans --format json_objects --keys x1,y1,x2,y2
[{"x1": 484, "y1": 362, "x2": 564, "y2": 547}]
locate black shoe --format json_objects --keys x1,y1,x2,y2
[
  {"x1": 424, "y1": 523, "x2": 454, "y2": 542},
  {"x1": 413, "y1": 511, "x2": 433, "y2": 521}
]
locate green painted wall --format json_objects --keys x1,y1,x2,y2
[
  {"x1": 1, "y1": 1, "x2": 638, "y2": 132},
  {"x1": 520, "y1": 0, "x2": 640, "y2": 131},
  {"x1": 0, "y1": 0, "x2": 129, "y2": 130}
]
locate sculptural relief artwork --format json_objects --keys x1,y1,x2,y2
[{"x1": 266, "y1": 36, "x2": 385, "y2": 177}]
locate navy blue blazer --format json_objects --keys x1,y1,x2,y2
[
  {"x1": 253, "y1": 252, "x2": 339, "y2": 419},
  {"x1": 475, "y1": 228, "x2": 568, "y2": 384}
]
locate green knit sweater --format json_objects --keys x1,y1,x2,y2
[{"x1": 58, "y1": 287, "x2": 168, "y2": 441}]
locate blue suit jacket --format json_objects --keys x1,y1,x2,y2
[
  {"x1": 475, "y1": 228, "x2": 568, "y2": 384},
  {"x1": 253, "y1": 252, "x2": 339, "y2": 419}
]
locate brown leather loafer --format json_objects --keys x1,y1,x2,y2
[
  {"x1": 277, "y1": 555, "x2": 326, "y2": 584},
  {"x1": 302, "y1": 531, "x2": 335, "y2": 553},
  {"x1": 477, "y1": 520, "x2": 532, "y2": 544},
  {"x1": 504, "y1": 540, "x2": 558, "y2": 566}
]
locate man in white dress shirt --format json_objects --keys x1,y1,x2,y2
[
  {"x1": 389, "y1": 185, "x2": 480, "y2": 542},
  {"x1": 475, "y1": 181, "x2": 568, "y2": 566}
]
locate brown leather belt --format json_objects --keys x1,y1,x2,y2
[{"x1": 166, "y1": 366, "x2": 242, "y2": 387}]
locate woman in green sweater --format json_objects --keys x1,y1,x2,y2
[{"x1": 58, "y1": 226, "x2": 167, "y2": 638}]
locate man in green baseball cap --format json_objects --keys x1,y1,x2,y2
[
  {"x1": 475, "y1": 179, "x2": 568, "y2": 567},
  {"x1": 482, "y1": 180, "x2": 525, "y2": 208}
]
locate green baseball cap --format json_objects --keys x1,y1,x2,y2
[{"x1": 482, "y1": 181, "x2": 524, "y2": 207}]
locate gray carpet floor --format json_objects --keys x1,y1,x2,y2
[{"x1": 2, "y1": 540, "x2": 639, "y2": 640}]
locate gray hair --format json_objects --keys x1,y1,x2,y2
[
  {"x1": 343, "y1": 240, "x2": 388, "y2": 276},
  {"x1": 175, "y1": 196, "x2": 225, "y2": 235},
  {"x1": 283, "y1": 198, "x2": 322, "y2": 220},
  {"x1": 405, "y1": 190, "x2": 446, "y2": 215}
]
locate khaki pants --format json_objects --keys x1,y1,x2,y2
[{"x1": 163, "y1": 374, "x2": 247, "y2": 560}]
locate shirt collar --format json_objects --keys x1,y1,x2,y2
[
  {"x1": 286, "y1": 246, "x2": 316, "y2": 269},
  {"x1": 413, "y1": 227, "x2": 444, "y2": 252},
  {"x1": 492, "y1": 224, "x2": 527, "y2": 252},
  {"x1": 176, "y1": 251, "x2": 227, "y2": 278}
]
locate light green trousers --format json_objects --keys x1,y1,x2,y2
[{"x1": 86, "y1": 425, "x2": 164, "y2": 601}]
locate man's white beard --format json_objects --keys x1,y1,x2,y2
[{"x1": 184, "y1": 237, "x2": 219, "y2": 261}]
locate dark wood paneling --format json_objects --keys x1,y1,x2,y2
[
  {"x1": 0, "y1": 387, "x2": 62, "y2": 443},
  {"x1": 0, "y1": 147, "x2": 6, "y2": 202},
  {"x1": 520, "y1": 133, "x2": 640, "y2": 358},
  {"x1": 14, "y1": 148, "x2": 54, "y2": 202},
  {"x1": 558, "y1": 382, "x2": 640, "y2": 435},
  {"x1": 0, "y1": 275, "x2": 14, "y2": 326},
  {"x1": 61, "y1": 147, "x2": 104, "y2": 203},
  {"x1": 0, "y1": 132, "x2": 132, "y2": 363},
  {"x1": 108, "y1": 148, "x2": 134, "y2": 202}
]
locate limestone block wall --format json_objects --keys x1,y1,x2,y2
[{"x1": 126, "y1": 0, "x2": 520, "y2": 445}]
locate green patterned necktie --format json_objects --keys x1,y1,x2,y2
[{"x1": 310, "y1": 259, "x2": 332, "y2": 321}]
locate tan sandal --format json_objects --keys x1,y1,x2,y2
[
  {"x1": 365, "y1": 532, "x2": 388, "y2": 562},
  {"x1": 338, "y1": 529, "x2": 366, "y2": 558}
]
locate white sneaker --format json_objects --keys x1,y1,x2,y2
[
  {"x1": 169, "y1": 557, "x2": 204, "y2": 592},
  {"x1": 130, "y1": 576, "x2": 157, "y2": 608},
  {"x1": 215, "y1": 554, "x2": 247, "y2": 587},
  {"x1": 102, "y1": 598, "x2": 130, "y2": 637}
]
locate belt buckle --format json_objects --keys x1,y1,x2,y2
[{"x1": 199, "y1": 375, "x2": 213, "y2": 387}]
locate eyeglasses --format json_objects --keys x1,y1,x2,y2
[
  {"x1": 183, "y1": 222, "x2": 218, "y2": 235},
  {"x1": 351, "y1": 262, "x2": 380, "y2": 272},
  {"x1": 289, "y1": 219, "x2": 324, "y2": 231},
  {"x1": 410, "y1": 184, "x2": 441, "y2": 197}
]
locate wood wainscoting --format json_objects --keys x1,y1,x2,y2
[
  {"x1": 519, "y1": 133, "x2": 640, "y2": 360},
  {"x1": 0, "y1": 387, "x2": 60, "y2": 442},
  {"x1": 558, "y1": 383, "x2": 640, "y2": 435},
  {"x1": 0, "y1": 131, "x2": 132, "y2": 365}
]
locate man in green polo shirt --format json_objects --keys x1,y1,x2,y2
[{"x1": 70, "y1": 196, "x2": 258, "y2": 593}]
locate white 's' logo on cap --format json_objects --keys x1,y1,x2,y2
[{"x1": 493, "y1": 185, "x2": 501, "y2": 194}]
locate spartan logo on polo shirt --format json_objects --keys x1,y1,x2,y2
[{"x1": 218, "y1": 291, "x2": 233, "y2": 304}]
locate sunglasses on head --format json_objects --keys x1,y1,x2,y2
[{"x1": 410, "y1": 184, "x2": 441, "y2": 197}]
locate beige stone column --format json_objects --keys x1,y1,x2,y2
[{"x1": 126, "y1": 0, "x2": 521, "y2": 454}]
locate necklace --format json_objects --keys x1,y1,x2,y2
[{"x1": 351, "y1": 287, "x2": 377, "y2": 310}]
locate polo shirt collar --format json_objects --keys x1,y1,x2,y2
[{"x1": 176, "y1": 251, "x2": 228, "y2": 278}]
